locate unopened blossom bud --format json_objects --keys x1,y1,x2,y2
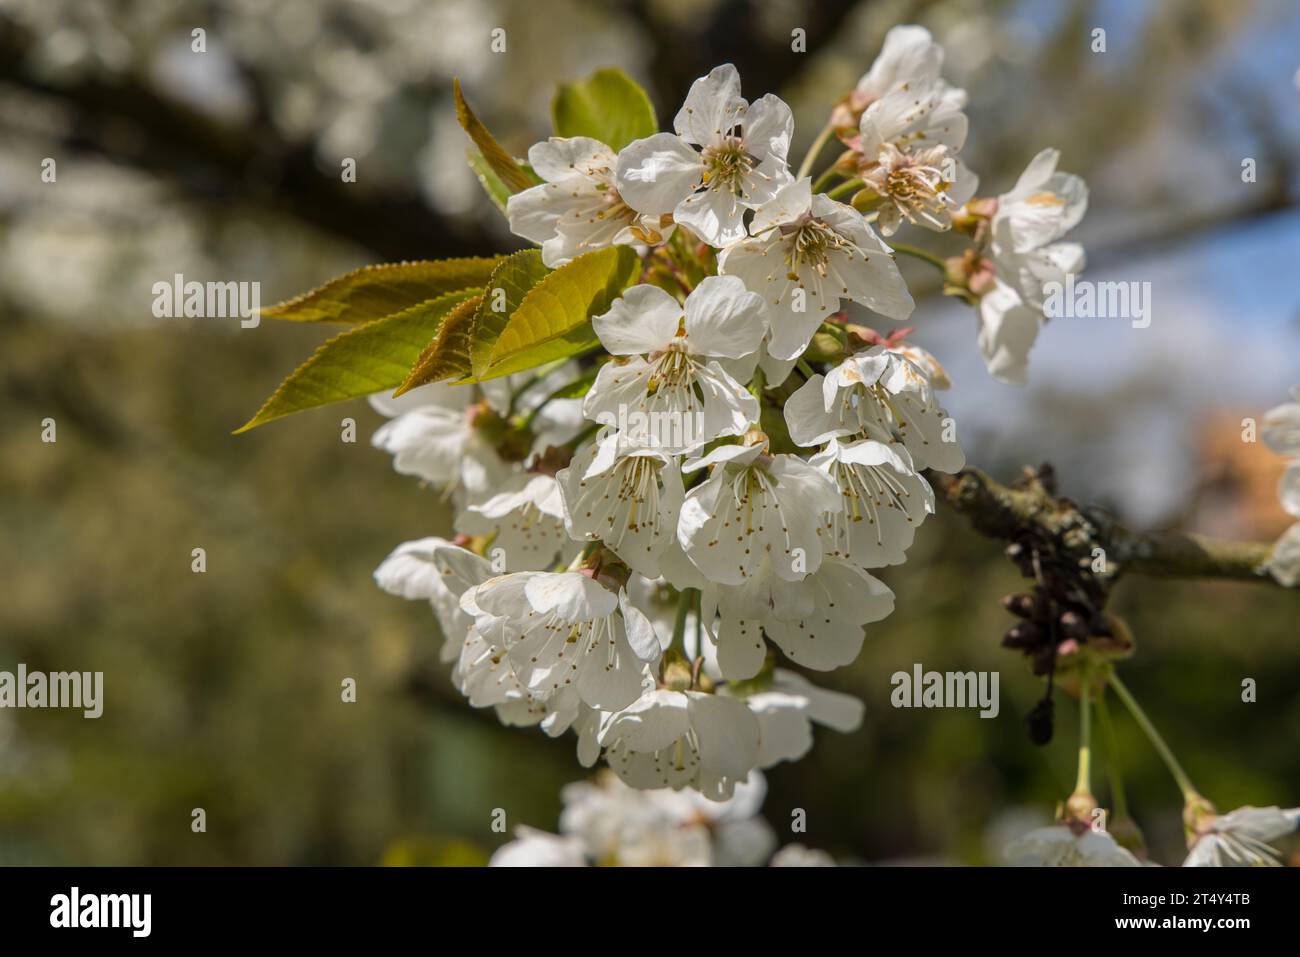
[
  {"x1": 803, "y1": 329, "x2": 846, "y2": 363},
  {"x1": 849, "y1": 186, "x2": 884, "y2": 215},
  {"x1": 951, "y1": 197, "x2": 998, "y2": 238},
  {"x1": 829, "y1": 87, "x2": 873, "y2": 134}
]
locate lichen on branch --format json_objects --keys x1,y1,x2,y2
[{"x1": 932, "y1": 465, "x2": 1286, "y2": 589}]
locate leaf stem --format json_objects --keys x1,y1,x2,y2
[
  {"x1": 671, "y1": 588, "x2": 693, "y2": 652},
  {"x1": 824, "y1": 177, "x2": 863, "y2": 202},
  {"x1": 1107, "y1": 671, "x2": 1198, "y2": 802},
  {"x1": 796, "y1": 122, "x2": 836, "y2": 181},
  {"x1": 1073, "y1": 681, "x2": 1092, "y2": 797},
  {"x1": 889, "y1": 241, "x2": 948, "y2": 272},
  {"x1": 1095, "y1": 692, "x2": 1129, "y2": 821},
  {"x1": 811, "y1": 150, "x2": 853, "y2": 193}
]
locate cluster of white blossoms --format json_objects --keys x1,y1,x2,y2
[
  {"x1": 369, "y1": 26, "x2": 1095, "y2": 803},
  {"x1": 1008, "y1": 804, "x2": 1300, "y2": 868},
  {"x1": 489, "y1": 769, "x2": 833, "y2": 867},
  {"x1": 1262, "y1": 386, "x2": 1300, "y2": 587}
]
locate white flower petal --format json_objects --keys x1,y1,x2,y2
[
  {"x1": 593, "y1": 283, "x2": 684, "y2": 355},
  {"x1": 615, "y1": 132, "x2": 702, "y2": 217},
  {"x1": 673, "y1": 64, "x2": 744, "y2": 145},
  {"x1": 683, "y1": 275, "x2": 767, "y2": 359}
]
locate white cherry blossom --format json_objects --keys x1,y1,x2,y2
[
  {"x1": 845, "y1": 26, "x2": 973, "y2": 236},
  {"x1": 616, "y1": 64, "x2": 793, "y2": 247},
  {"x1": 490, "y1": 769, "x2": 777, "y2": 866},
  {"x1": 1184, "y1": 805, "x2": 1300, "y2": 867},
  {"x1": 718, "y1": 177, "x2": 914, "y2": 361},
  {"x1": 373, "y1": 537, "x2": 492, "y2": 663},
  {"x1": 770, "y1": 844, "x2": 838, "y2": 867},
  {"x1": 1262, "y1": 387, "x2": 1300, "y2": 586},
  {"x1": 461, "y1": 571, "x2": 661, "y2": 712},
  {"x1": 556, "y1": 433, "x2": 685, "y2": 579},
  {"x1": 846, "y1": 25, "x2": 967, "y2": 138},
  {"x1": 977, "y1": 149, "x2": 1088, "y2": 384},
  {"x1": 1266, "y1": 523, "x2": 1300, "y2": 588},
  {"x1": 506, "y1": 136, "x2": 670, "y2": 268},
  {"x1": 583, "y1": 277, "x2": 765, "y2": 453},
  {"x1": 810, "y1": 437, "x2": 934, "y2": 568},
  {"x1": 1006, "y1": 824, "x2": 1142, "y2": 867},
  {"x1": 372, "y1": 540, "x2": 586, "y2": 734},
  {"x1": 489, "y1": 827, "x2": 587, "y2": 867},
  {"x1": 455, "y1": 472, "x2": 573, "y2": 571},
  {"x1": 369, "y1": 382, "x2": 510, "y2": 501},
  {"x1": 597, "y1": 685, "x2": 762, "y2": 801},
  {"x1": 859, "y1": 140, "x2": 978, "y2": 236},
  {"x1": 560, "y1": 769, "x2": 774, "y2": 866},
  {"x1": 1262, "y1": 385, "x2": 1300, "y2": 459},
  {"x1": 677, "y1": 442, "x2": 842, "y2": 587},
  {"x1": 784, "y1": 346, "x2": 965, "y2": 473},
  {"x1": 702, "y1": 555, "x2": 894, "y2": 678},
  {"x1": 740, "y1": 669, "x2": 866, "y2": 767},
  {"x1": 454, "y1": 576, "x2": 583, "y2": 734}
]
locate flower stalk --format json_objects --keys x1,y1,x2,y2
[{"x1": 1107, "y1": 671, "x2": 1198, "y2": 803}]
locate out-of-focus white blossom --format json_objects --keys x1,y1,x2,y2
[
  {"x1": 977, "y1": 149, "x2": 1088, "y2": 385},
  {"x1": 1006, "y1": 824, "x2": 1142, "y2": 867},
  {"x1": 1262, "y1": 387, "x2": 1300, "y2": 586},
  {"x1": 491, "y1": 770, "x2": 785, "y2": 866}
]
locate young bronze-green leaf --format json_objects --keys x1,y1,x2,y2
[
  {"x1": 396, "y1": 294, "x2": 483, "y2": 394},
  {"x1": 552, "y1": 67, "x2": 658, "y2": 151},
  {"x1": 453, "y1": 78, "x2": 536, "y2": 194},
  {"x1": 482, "y1": 245, "x2": 640, "y2": 380},
  {"x1": 468, "y1": 250, "x2": 551, "y2": 379},
  {"x1": 260, "y1": 259, "x2": 500, "y2": 324},
  {"x1": 466, "y1": 149, "x2": 512, "y2": 212},
  {"x1": 235, "y1": 290, "x2": 476, "y2": 432}
]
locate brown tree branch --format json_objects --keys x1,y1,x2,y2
[
  {"x1": 0, "y1": 19, "x2": 499, "y2": 262},
  {"x1": 932, "y1": 466, "x2": 1288, "y2": 589}
]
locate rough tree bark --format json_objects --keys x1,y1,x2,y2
[{"x1": 932, "y1": 466, "x2": 1285, "y2": 589}]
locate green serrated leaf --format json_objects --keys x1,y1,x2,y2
[
  {"x1": 482, "y1": 246, "x2": 640, "y2": 381},
  {"x1": 468, "y1": 249, "x2": 551, "y2": 379},
  {"x1": 235, "y1": 290, "x2": 476, "y2": 433},
  {"x1": 396, "y1": 294, "x2": 483, "y2": 394},
  {"x1": 261, "y1": 259, "x2": 500, "y2": 324},
  {"x1": 552, "y1": 67, "x2": 658, "y2": 151},
  {"x1": 454, "y1": 78, "x2": 536, "y2": 194}
]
